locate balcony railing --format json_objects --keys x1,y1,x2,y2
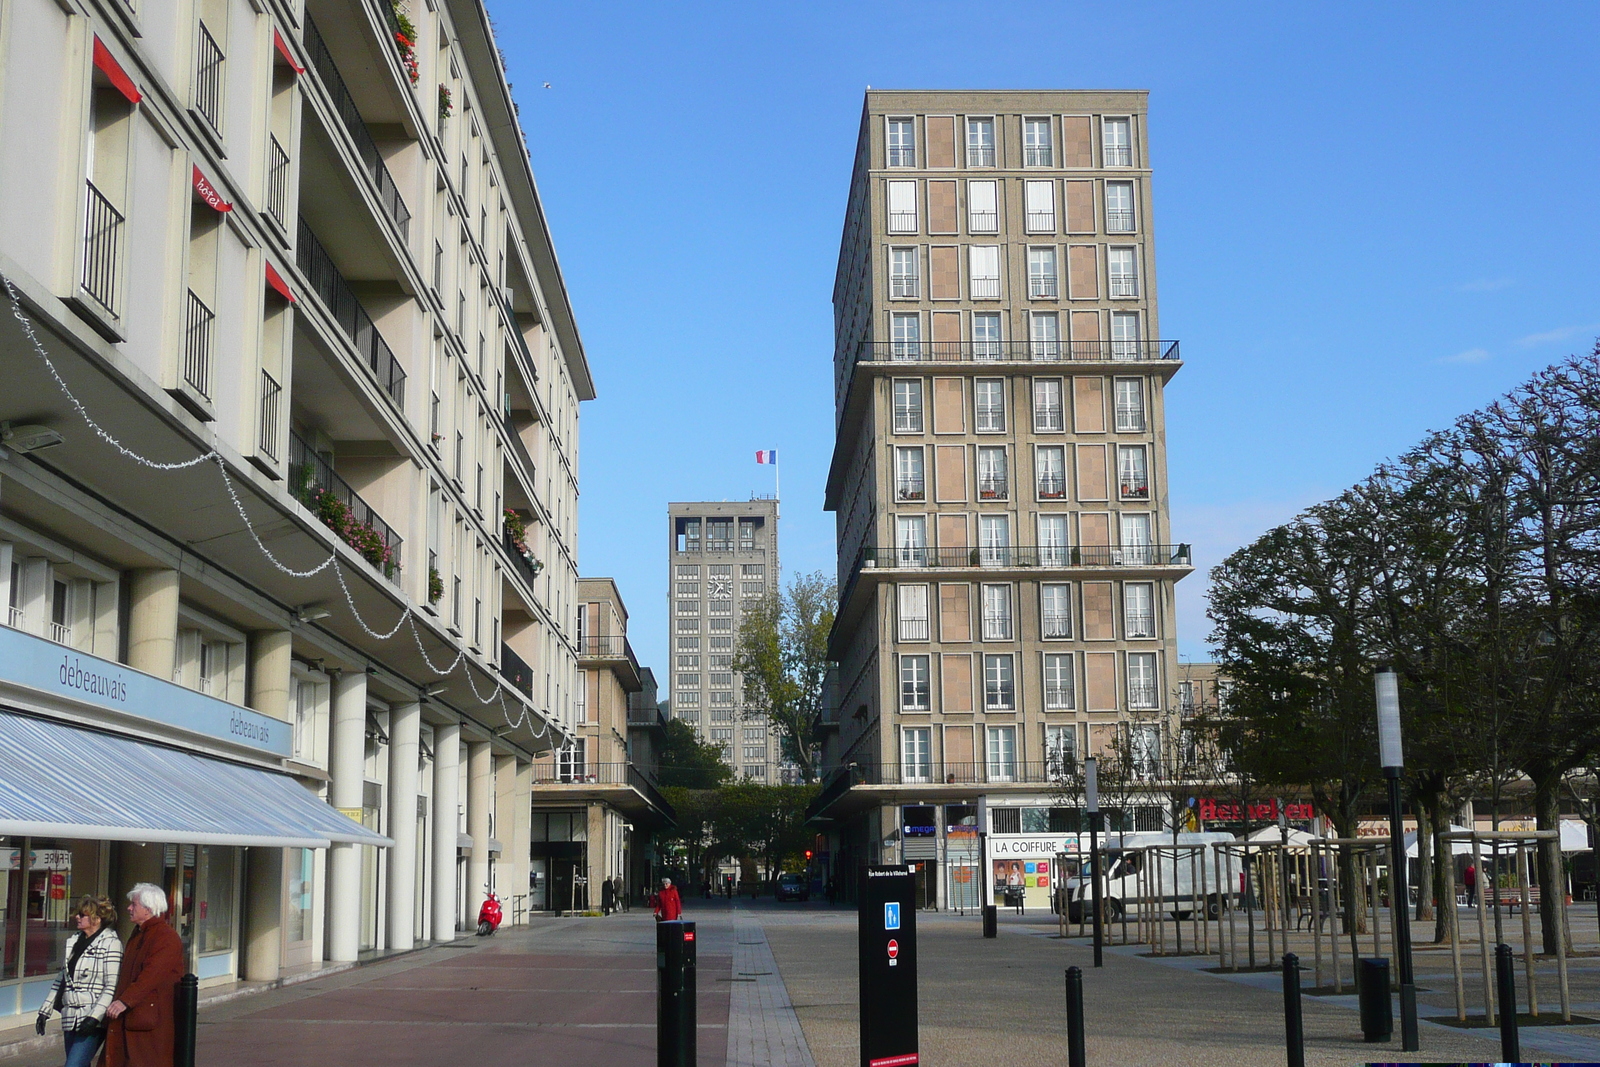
[
  {"x1": 898, "y1": 618, "x2": 929, "y2": 641},
  {"x1": 889, "y1": 274, "x2": 918, "y2": 298},
  {"x1": 1034, "y1": 408, "x2": 1064, "y2": 432},
  {"x1": 859, "y1": 339, "x2": 1179, "y2": 365},
  {"x1": 888, "y1": 211, "x2": 917, "y2": 233},
  {"x1": 183, "y1": 290, "x2": 214, "y2": 399},
  {"x1": 1042, "y1": 614, "x2": 1072, "y2": 639},
  {"x1": 1037, "y1": 474, "x2": 1066, "y2": 499},
  {"x1": 296, "y1": 218, "x2": 407, "y2": 407},
  {"x1": 970, "y1": 277, "x2": 1000, "y2": 300},
  {"x1": 1028, "y1": 275, "x2": 1058, "y2": 299},
  {"x1": 500, "y1": 642, "x2": 534, "y2": 698},
  {"x1": 303, "y1": 16, "x2": 412, "y2": 239},
  {"x1": 288, "y1": 431, "x2": 403, "y2": 582},
  {"x1": 258, "y1": 371, "x2": 282, "y2": 460},
  {"x1": 48, "y1": 622, "x2": 71, "y2": 645},
  {"x1": 1105, "y1": 145, "x2": 1133, "y2": 167},
  {"x1": 266, "y1": 135, "x2": 290, "y2": 229},
  {"x1": 1106, "y1": 209, "x2": 1135, "y2": 232},
  {"x1": 1115, "y1": 408, "x2": 1146, "y2": 433},
  {"x1": 580, "y1": 634, "x2": 641, "y2": 675},
  {"x1": 1026, "y1": 212, "x2": 1056, "y2": 232},
  {"x1": 1119, "y1": 479, "x2": 1150, "y2": 500},
  {"x1": 894, "y1": 477, "x2": 925, "y2": 502},
  {"x1": 81, "y1": 181, "x2": 124, "y2": 316},
  {"x1": 887, "y1": 146, "x2": 915, "y2": 167},
  {"x1": 1024, "y1": 145, "x2": 1053, "y2": 167},
  {"x1": 193, "y1": 22, "x2": 224, "y2": 130},
  {"x1": 969, "y1": 211, "x2": 997, "y2": 231},
  {"x1": 6, "y1": 606, "x2": 22, "y2": 628},
  {"x1": 502, "y1": 527, "x2": 544, "y2": 588},
  {"x1": 977, "y1": 475, "x2": 1008, "y2": 500},
  {"x1": 1109, "y1": 274, "x2": 1139, "y2": 298},
  {"x1": 861, "y1": 543, "x2": 1191, "y2": 572},
  {"x1": 1125, "y1": 613, "x2": 1156, "y2": 638},
  {"x1": 967, "y1": 145, "x2": 996, "y2": 167},
  {"x1": 1128, "y1": 683, "x2": 1159, "y2": 708}
]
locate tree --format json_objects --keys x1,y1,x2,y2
[
  {"x1": 658, "y1": 718, "x2": 732, "y2": 790},
  {"x1": 658, "y1": 786, "x2": 720, "y2": 883},
  {"x1": 712, "y1": 781, "x2": 820, "y2": 882},
  {"x1": 732, "y1": 571, "x2": 835, "y2": 782}
]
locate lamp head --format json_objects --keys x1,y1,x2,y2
[
  {"x1": 1085, "y1": 756, "x2": 1100, "y2": 814},
  {"x1": 1374, "y1": 668, "x2": 1404, "y2": 770}
]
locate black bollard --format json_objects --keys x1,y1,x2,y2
[
  {"x1": 657, "y1": 921, "x2": 696, "y2": 1067},
  {"x1": 1282, "y1": 954, "x2": 1305, "y2": 1067},
  {"x1": 174, "y1": 973, "x2": 199, "y2": 1067},
  {"x1": 1496, "y1": 942, "x2": 1518, "y2": 1063},
  {"x1": 1065, "y1": 966, "x2": 1086, "y2": 1067},
  {"x1": 982, "y1": 903, "x2": 997, "y2": 938}
]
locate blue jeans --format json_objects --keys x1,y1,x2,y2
[{"x1": 62, "y1": 1026, "x2": 104, "y2": 1067}]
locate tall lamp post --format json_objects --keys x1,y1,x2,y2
[
  {"x1": 1086, "y1": 757, "x2": 1103, "y2": 968},
  {"x1": 1375, "y1": 668, "x2": 1419, "y2": 1051}
]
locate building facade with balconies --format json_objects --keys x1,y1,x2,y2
[
  {"x1": 815, "y1": 91, "x2": 1193, "y2": 910},
  {"x1": 0, "y1": 0, "x2": 587, "y2": 1015}
]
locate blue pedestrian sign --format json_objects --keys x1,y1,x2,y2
[{"x1": 884, "y1": 902, "x2": 901, "y2": 930}]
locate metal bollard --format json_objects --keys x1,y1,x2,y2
[
  {"x1": 1496, "y1": 942, "x2": 1518, "y2": 1063},
  {"x1": 657, "y1": 921, "x2": 696, "y2": 1067},
  {"x1": 1357, "y1": 958, "x2": 1392, "y2": 1043},
  {"x1": 1282, "y1": 954, "x2": 1305, "y2": 1067},
  {"x1": 982, "y1": 903, "x2": 997, "y2": 938},
  {"x1": 1065, "y1": 966, "x2": 1086, "y2": 1067},
  {"x1": 174, "y1": 973, "x2": 199, "y2": 1067}
]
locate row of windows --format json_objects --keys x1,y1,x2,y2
[
  {"x1": 892, "y1": 512, "x2": 1158, "y2": 559},
  {"x1": 675, "y1": 564, "x2": 765, "y2": 579},
  {"x1": 886, "y1": 179, "x2": 1137, "y2": 237},
  {"x1": 898, "y1": 651, "x2": 1161, "y2": 713},
  {"x1": 892, "y1": 376, "x2": 1147, "y2": 435},
  {"x1": 891, "y1": 442, "x2": 1151, "y2": 504},
  {"x1": 674, "y1": 518, "x2": 766, "y2": 553},
  {"x1": 883, "y1": 309, "x2": 1144, "y2": 362},
  {"x1": 885, "y1": 116, "x2": 1134, "y2": 170},
  {"x1": 898, "y1": 723, "x2": 1166, "y2": 784},
  {"x1": 888, "y1": 245, "x2": 1141, "y2": 302},
  {"x1": 895, "y1": 581, "x2": 1158, "y2": 643}
]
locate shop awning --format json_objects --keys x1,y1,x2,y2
[{"x1": 0, "y1": 713, "x2": 389, "y2": 849}]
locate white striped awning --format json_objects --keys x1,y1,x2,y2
[{"x1": 0, "y1": 712, "x2": 390, "y2": 849}]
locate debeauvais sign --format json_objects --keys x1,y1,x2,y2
[
  {"x1": 1197, "y1": 798, "x2": 1316, "y2": 822},
  {"x1": 0, "y1": 624, "x2": 289, "y2": 757}
]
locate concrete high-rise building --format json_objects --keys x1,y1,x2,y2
[
  {"x1": 667, "y1": 499, "x2": 790, "y2": 780},
  {"x1": 813, "y1": 92, "x2": 1193, "y2": 908}
]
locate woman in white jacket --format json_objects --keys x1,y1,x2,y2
[{"x1": 36, "y1": 896, "x2": 123, "y2": 1067}]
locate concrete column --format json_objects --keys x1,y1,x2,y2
[
  {"x1": 385, "y1": 701, "x2": 421, "y2": 951},
  {"x1": 430, "y1": 721, "x2": 461, "y2": 942},
  {"x1": 248, "y1": 630, "x2": 294, "y2": 723},
  {"x1": 126, "y1": 568, "x2": 179, "y2": 677},
  {"x1": 326, "y1": 671, "x2": 366, "y2": 963},
  {"x1": 241, "y1": 847, "x2": 283, "y2": 981},
  {"x1": 510, "y1": 759, "x2": 532, "y2": 924},
  {"x1": 587, "y1": 803, "x2": 606, "y2": 912},
  {"x1": 466, "y1": 741, "x2": 493, "y2": 920}
]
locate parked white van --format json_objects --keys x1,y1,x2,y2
[{"x1": 1063, "y1": 832, "x2": 1242, "y2": 921}]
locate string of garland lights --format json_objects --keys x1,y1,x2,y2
[{"x1": 2, "y1": 274, "x2": 556, "y2": 741}]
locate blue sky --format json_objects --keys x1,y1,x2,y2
[{"x1": 490, "y1": 2, "x2": 1600, "y2": 671}]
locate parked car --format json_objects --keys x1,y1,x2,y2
[{"x1": 775, "y1": 872, "x2": 810, "y2": 902}]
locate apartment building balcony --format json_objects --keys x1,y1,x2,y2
[
  {"x1": 863, "y1": 339, "x2": 1179, "y2": 366},
  {"x1": 1024, "y1": 146, "x2": 1054, "y2": 167},
  {"x1": 79, "y1": 181, "x2": 124, "y2": 320},
  {"x1": 578, "y1": 635, "x2": 641, "y2": 691},
  {"x1": 894, "y1": 477, "x2": 925, "y2": 503},
  {"x1": 1106, "y1": 209, "x2": 1135, "y2": 233},
  {"x1": 181, "y1": 290, "x2": 214, "y2": 402},
  {"x1": 1027, "y1": 275, "x2": 1058, "y2": 299},
  {"x1": 1119, "y1": 478, "x2": 1150, "y2": 501},
  {"x1": 1125, "y1": 613, "x2": 1156, "y2": 639},
  {"x1": 977, "y1": 474, "x2": 1008, "y2": 500},
  {"x1": 288, "y1": 431, "x2": 403, "y2": 583},
  {"x1": 296, "y1": 218, "x2": 407, "y2": 410},
  {"x1": 887, "y1": 146, "x2": 915, "y2": 167},
  {"x1": 502, "y1": 526, "x2": 545, "y2": 591},
  {"x1": 529, "y1": 761, "x2": 675, "y2": 828},
  {"x1": 265, "y1": 136, "x2": 291, "y2": 231},
  {"x1": 500, "y1": 642, "x2": 534, "y2": 698},
  {"x1": 1104, "y1": 145, "x2": 1133, "y2": 167}
]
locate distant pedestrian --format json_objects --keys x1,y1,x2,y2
[
  {"x1": 37, "y1": 895, "x2": 122, "y2": 1067},
  {"x1": 104, "y1": 883, "x2": 184, "y2": 1067},
  {"x1": 826, "y1": 879, "x2": 836, "y2": 905},
  {"x1": 601, "y1": 876, "x2": 616, "y2": 916},
  {"x1": 1463, "y1": 863, "x2": 1477, "y2": 905},
  {"x1": 613, "y1": 875, "x2": 627, "y2": 912},
  {"x1": 654, "y1": 877, "x2": 682, "y2": 921}
]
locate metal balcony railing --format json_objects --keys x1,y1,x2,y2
[
  {"x1": 1026, "y1": 212, "x2": 1056, "y2": 232},
  {"x1": 1115, "y1": 407, "x2": 1146, "y2": 432},
  {"x1": 81, "y1": 182, "x2": 123, "y2": 316},
  {"x1": 48, "y1": 622, "x2": 71, "y2": 645},
  {"x1": 1104, "y1": 145, "x2": 1133, "y2": 167},
  {"x1": 889, "y1": 274, "x2": 918, "y2": 298},
  {"x1": 1034, "y1": 407, "x2": 1064, "y2": 432},
  {"x1": 1028, "y1": 275, "x2": 1058, "y2": 299},
  {"x1": 895, "y1": 477, "x2": 925, "y2": 502},
  {"x1": 1106, "y1": 209, "x2": 1135, "y2": 232},
  {"x1": 193, "y1": 22, "x2": 224, "y2": 130},
  {"x1": 981, "y1": 616, "x2": 1013, "y2": 641},
  {"x1": 893, "y1": 411, "x2": 923, "y2": 432},
  {"x1": 858, "y1": 339, "x2": 1179, "y2": 365},
  {"x1": 1125, "y1": 612, "x2": 1156, "y2": 638},
  {"x1": 1042, "y1": 613, "x2": 1072, "y2": 639},
  {"x1": 266, "y1": 135, "x2": 290, "y2": 229},
  {"x1": 971, "y1": 277, "x2": 1000, "y2": 300},
  {"x1": 888, "y1": 211, "x2": 917, "y2": 233},
  {"x1": 502, "y1": 528, "x2": 544, "y2": 589},
  {"x1": 898, "y1": 617, "x2": 929, "y2": 641},
  {"x1": 1024, "y1": 145, "x2": 1054, "y2": 167},
  {"x1": 183, "y1": 291, "x2": 214, "y2": 399},
  {"x1": 1037, "y1": 474, "x2": 1066, "y2": 499},
  {"x1": 862, "y1": 543, "x2": 1191, "y2": 571},
  {"x1": 1029, "y1": 339, "x2": 1061, "y2": 361},
  {"x1": 579, "y1": 634, "x2": 641, "y2": 675},
  {"x1": 977, "y1": 475, "x2": 1008, "y2": 500},
  {"x1": 288, "y1": 430, "x2": 403, "y2": 581},
  {"x1": 258, "y1": 371, "x2": 282, "y2": 460},
  {"x1": 887, "y1": 146, "x2": 915, "y2": 167},
  {"x1": 967, "y1": 145, "x2": 995, "y2": 167},
  {"x1": 500, "y1": 642, "x2": 534, "y2": 697},
  {"x1": 296, "y1": 218, "x2": 407, "y2": 407},
  {"x1": 1119, "y1": 478, "x2": 1150, "y2": 500},
  {"x1": 6, "y1": 606, "x2": 22, "y2": 628},
  {"x1": 969, "y1": 211, "x2": 997, "y2": 231},
  {"x1": 303, "y1": 16, "x2": 412, "y2": 239},
  {"x1": 1109, "y1": 274, "x2": 1139, "y2": 298},
  {"x1": 1128, "y1": 683, "x2": 1159, "y2": 708}
]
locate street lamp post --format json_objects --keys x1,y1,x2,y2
[
  {"x1": 1375, "y1": 668, "x2": 1419, "y2": 1051},
  {"x1": 1086, "y1": 757, "x2": 1103, "y2": 968}
]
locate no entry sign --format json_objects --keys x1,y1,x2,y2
[{"x1": 887, "y1": 939, "x2": 899, "y2": 961}]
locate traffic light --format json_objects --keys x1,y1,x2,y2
[{"x1": 805, "y1": 850, "x2": 813, "y2": 861}]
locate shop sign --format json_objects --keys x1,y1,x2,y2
[
  {"x1": 989, "y1": 834, "x2": 1078, "y2": 857},
  {"x1": 1198, "y1": 798, "x2": 1315, "y2": 822},
  {"x1": 0, "y1": 849, "x2": 71, "y2": 871},
  {"x1": 0, "y1": 623, "x2": 289, "y2": 756}
]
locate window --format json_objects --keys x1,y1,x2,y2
[
  {"x1": 1106, "y1": 181, "x2": 1135, "y2": 232},
  {"x1": 741, "y1": 564, "x2": 764, "y2": 577},
  {"x1": 676, "y1": 599, "x2": 700, "y2": 616},
  {"x1": 193, "y1": 17, "x2": 226, "y2": 132},
  {"x1": 676, "y1": 581, "x2": 701, "y2": 597},
  {"x1": 1121, "y1": 513, "x2": 1153, "y2": 565},
  {"x1": 739, "y1": 520, "x2": 757, "y2": 549},
  {"x1": 986, "y1": 723, "x2": 1016, "y2": 780},
  {"x1": 677, "y1": 655, "x2": 701, "y2": 668},
  {"x1": 293, "y1": 681, "x2": 315, "y2": 760},
  {"x1": 740, "y1": 581, "x2": 765, "y2": 596},
  {"x1": 1019, "y1": 251, "x2": 1056, "y2": 304},
  {"x1": 895, "y1": 446, "x2": 925, "y2": 502},
  {"x1": 1110, "y1": 311, "x2": 1141, "y2": 360},
  {"x1": 977, "y1": 446, "x2": 1008, "y2": 500},
  {"x1": 1130, "y1": 722, "x2": 1160, "y2": 779},
  {"x1": 708, "y1": 600, "x2": 732, "y2": 616},
  {"x1": 972, "y1": 312, "x2": 1002, "y2": 360},
  {"x1": 966, "y1": 117, "x2": 995, "y2": 167},
  {"x1": 1118, "y1": 445, "x2": 1150, "y2": 499},
  {"x1": 1128, "y1": 652, "x2": 1158, "y2": 708},
  {"x1": 707, "y1": 519, "x2": 733, "y2": 550},
  {"x1": 900, "y1": 654, "x2": 930, "y2": 710},
  {"x1": 902, "y1": 726, "x2": 932, "y2": 782},
  {"x1": 1045, "y1": 722, "x2": 1076, "y2": 778},
  {"x1": 1024, "y1": 181, "x2": 1055, "y2": 232},
  {"x1": 1036, "y1": 445, "x2": 1066, "y2": 500},
  {"x1": 981, "y1": 584, "x2": 1012, "y2": 640},
  {"x1": 1103, "y1": 117, "x2": 1131, "y2": 166},
  {"x1": 890, "y1": 247, "x2": 919, "y2": 298},
  {"x1": 896, "y1": 514, "x2": 928, "y2": 565},
  {"x1": 1041, "y1": 583, "x2": 1073, "y2": 638},
  {"x1": 968, "y1": 180, "x2": 998, "y2": 232},
  {"x1": 1033, "y1": 378, "x2": 1064, "y2": 432},
  {"x1": 1024, "y1": 118, "x2": 1053, "y2": 167},
  {"x1": 557, "y1": 738, "x2": 587, "y2": 782},
  {"x1": 978, "y1": 515, "x2": 1010, "y2": 566},
  {"x1": 969, "y1": 246, "x2": 1000, "y2": 299},
  {"x1": 676, "y1": 636, "x2": 702, "y2": 650},
  {"x1": 679, "y1": 518, "x2": 701, "y2": 552},
  {"x1": 891, "y1": 312, "x2": 922, "y2": 360},
  {"x1": 1038, "y1": 514, "x2": 1069, "y2": 566},
  {"x1": 1125, "y1": 582, "x2": 1155, "y2": 638},
  {"x1": 1108, "y1": 247, "x2": 1138, "y2": 297},
  {"x1": 887, "y1": 180, "x2": 918, "y2": 233},
  {"x1": 898, "y1": 584, "x2": 930, "y2": 641},
  {"x1": 893, "y1": 379, "x2": 924, "y2": 432},
  {"x1": 1114, "y1": 378, "x2": 1146, "y2": 432},
  {"x1": 983, "y1": 655, "x2": 1015, "y2": 711},
  {"x1": 709, "y1": 672, "x2": 733, "y2": 687},
  {"x1": 974, "y1": 379, "x2": 1006, "y2": 431},
  {"x1": 1044, "y1": 657, "x2": 1075, "y2": 712},
  {"x1": 887, "y1": 118, "x2": 916, "y2": 167}
]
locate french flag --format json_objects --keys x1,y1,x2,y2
[{"x1": 755, "y1": 450, "x2": 777, "y2": 465}]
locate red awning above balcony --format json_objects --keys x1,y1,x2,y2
[
  {"x1": 265, "y1": 262, "x2": 296, "y2": 303},
  {"x1": 192, "y1": 165, "x2": 232, "y2": 213},
  {"x1": 273, "y1": 29, "x2": 305, "y2": 74},
  {"x1": 92, "y1": 37, "x2": 141, "y2": 105}
]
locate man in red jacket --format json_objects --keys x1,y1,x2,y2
[
  {"x1": 104, "y1": 883, "x2": 185, "y2": 1067},
  {"x1": 654, "y1": 877, "x2": 682, "y2": 921}
]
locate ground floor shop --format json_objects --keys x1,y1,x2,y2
[{"x1": 530, "y1": 804, "x2": 660, "y2": 913}]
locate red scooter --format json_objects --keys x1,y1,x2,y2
[{"x1": 477, "y1": 889, "x2": 503, "y2": 936}]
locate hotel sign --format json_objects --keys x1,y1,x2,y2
[{"x1": 0, "y1": 625, "x2": 289, "y2": 756}]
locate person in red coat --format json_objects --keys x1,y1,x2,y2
[
  {"x1": 653, "y1": 877, "x2": 682, "y2": 921},
  {"x1": 104, "y1": 883, "x2": 186, "y2": 1067}
]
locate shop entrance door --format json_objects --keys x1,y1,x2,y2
[{"x1": 948, "y1": 864, "x2": 979, "y2": 912}]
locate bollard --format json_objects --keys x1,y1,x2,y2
[
  {"x1": 1357, "y1": 958, "x2": 1392, "y2": 1043},
  {"x1": 173, "y1": 973, "x2": 199, "y2": 1067},
  {"x1": 1282, "y1": 953, "x2": 1304, "y2": 1067},
  {"x1": 1065, "y1": 966, "x2": 1086, "y2": 1067},
  {"x1": 1496, "y1": 942, "x2": 1519, "y2": 1063},
  {"x1": 982, "y1": 903, "x2": 997, "y2": 938},
  {"x1": 657, "y1": 921, "x2": 696, "y2": 1067}
]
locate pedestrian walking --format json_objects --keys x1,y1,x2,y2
[
  {"x1": 613, "y1": 875, "x2": 627, "y2": 912},
  {"x1": 600, "y1": 875, "x2": 616, "y2": 916},
  {"x1": 1463, "y1": 863, "x2": 1477, "y2": 905},
  {"x1": 654, "y1": 877, "x2": 682, "y2": 921},
  {"x1": 104, "y1": 884, "x2": 185, "y2": 1067},
  {"x1": 36, "y1": 896, "x2": 122, "y2": 1067}
]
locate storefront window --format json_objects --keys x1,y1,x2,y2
[
  {"x1": 0, "y1": 840, "x2": 22, "y2": 980},
  {"x1": 285, "y1": 850, "x2": 313, "y2": 944},
  {"x1": 198, "y1": 847, "x2": 235, "y2": 954},
  {"x1": 163, "y1": 844, "x2": 198, "y2": 956},
  {"x1": 26, "y1": 840, "x2": 88, "y2": 978}
]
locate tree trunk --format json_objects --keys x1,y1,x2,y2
[
  {"x1": 1535, "y1": 779, "x2": 1569, "y2": 955},
  {"x1": 1426, "y1": 791, "x2": 1458, "y2": 944},
  {"x1": 1414, "y1": 795, "x2": 1435, "y2": 922}
]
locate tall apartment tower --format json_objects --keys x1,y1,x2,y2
[
  {"x1": 815, "y1": 92, "x2": 1192, "y2": 906},
  {"x1": 667, "y1": 500, "x2": 785, "y2": 780}
]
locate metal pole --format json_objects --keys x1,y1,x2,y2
[
  {"x1": 1496, "y1": 941, "x2": 1519, "y2": 1062},
  {"x1": 1385, "y1": 772, "x2": 1419, "y2": 1051},
  {"x1": 174, "y1": 973, "x2": 199, "y2": 1067},
  {"x1": 1282, "y1": 953, "x2": 1305, "y2": 1067},
  {"x1": 1065, "y1": 966, "x2": 1086, "y2": 1067}
]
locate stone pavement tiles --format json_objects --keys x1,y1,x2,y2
[{"x1": 727, "y1": 917, "x2": 817, "y2": 1067}]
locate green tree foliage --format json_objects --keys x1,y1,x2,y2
[
  {"x1": 657, "y1": 718, "x2": 732, "y2": 790},
  {"x1": 732, "y1": 571, "x2": 835, "y2": 782},
  {"x1": 655, "y1": 782, "x2": 821, "y2": 884}
]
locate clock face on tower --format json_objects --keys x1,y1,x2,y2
[{"x1": 709, "y1": 579, "x2": 732, "y2": 598}]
